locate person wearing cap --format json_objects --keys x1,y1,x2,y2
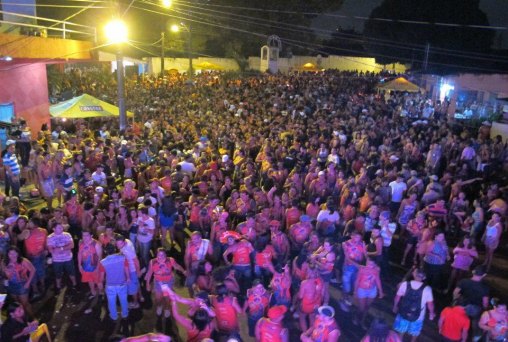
[
  {"x1": 309, "y1": 170, "x2": 328, "y2": 199},
  {"x1": 301, "y1": 305, "x2": 340, "y2": 342},
  {"x1": 2, "y1": 139, "x2": 21, "y2": 198},
  {"x1": 255, "y1": 305, "x2": 288, "y2": 342}
]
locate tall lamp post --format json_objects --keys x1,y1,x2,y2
[
  {"x1": 105, "y1": 19, "x2": 128, "y2": 132},
  {"x1": 160, "y1": 0, "x2": 172, "y2": 77},
  {"x1": 171, "y1": 23, "x2": 193, "y2": 81}
]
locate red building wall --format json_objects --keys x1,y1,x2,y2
[{"x1": 0, "y1": 63, "x2": 50, "y2": 136}]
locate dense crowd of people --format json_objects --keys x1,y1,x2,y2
[{"x1": 0, "y1": 69, "x2": 507, "y2": 342}]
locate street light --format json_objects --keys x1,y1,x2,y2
[
  {"x1": 171, "y1": 22, "x2": 193, "y2": 81},
  {"x1": 160, "y1": 0, "x2": 172, "y2": 76},
  {"x1": 105, "y1": 19, "x2": 128, "y2": 132}
]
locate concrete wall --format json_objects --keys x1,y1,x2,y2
[
  {"x1": 0, "y1": 63, "x2": 50, "y2": 136},
  {"x1": 148, "y1": 55, "x2": 407, "y2": 74},
  {"x1": 148, "y1": 57, "x2": 240, "y2": 75}
]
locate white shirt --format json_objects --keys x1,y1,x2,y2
[
  {"x1": 381, "y1": 222, "x2": 397, "y2": 247},
  {"x1": 92, "y1": 171, "x2": 107, "y2": 186},
  {"x1": 316, "y1": 209, "x2": 340, "y2": 224},
  {"x1": 461, "y1": 146, "x2": 476, "y2": 161},
  {"x1": 389, "y1": 181, "x2": 407, "y2": 202},
  {"x1": 397, "y1": 280, "x2": 433, "y2": 321},
  {"x1": 136, "y1": 216, "x2": 155, "y2": 243},
  {"x1": 178, "y1": 161, "x2": 196, "y2": 174},
  {"x1": 120, "y1": 239, "x2": 137, "y2": 272}
]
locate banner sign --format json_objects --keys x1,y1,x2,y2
[{"x1": 80, "y1": 106, "x2": 103, "y2": 112}]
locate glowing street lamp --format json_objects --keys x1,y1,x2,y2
[
  {"x1": 105, "y1": 19, "x2": 128, "y2": 132},
  {"x1": 170, "y1": 23, "x2": 193, "y2": 80},
  {"x1": 104, "y1": 19, "x2": 128, "y2": 44},
  {"x1": 161, "y1": 0, "x2": 172, "y2": 8}
]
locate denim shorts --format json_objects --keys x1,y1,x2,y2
[
  {"x1": 30, "y1": 255, "x2": 46, "y2": 282},
  {"x1": 342, "y1": 264, "x2": 359, "y2": 294},
  {"x1": 357, "y1": 286, "x2": 377, "y2": 299},
  {"x1": 127, "y1": 271, "x2": 139, "y2": 295},
  {"x1": 393, "y1": 314, "x2": 423, "y2": 336},
  {"x1": 8, "y1": 280, "x2": 29, "y2": 296}
]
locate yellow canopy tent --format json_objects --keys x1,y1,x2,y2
[
  {"x1": 377, "y1": 77, "x2": 422, "y2": 93},
  {"x1": 50, "y1": 94, "x2": 133, "y2": 119},
  {"x1": 296, "y1": 62, "x2": 320, "y2": 71},
  {"x1": 195, "y1": 61, "x2": 223, "y2": 71}
]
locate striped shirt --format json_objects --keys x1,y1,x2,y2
[{"x1": 2, "y1": 151, "x2": 20, "y2": 176}]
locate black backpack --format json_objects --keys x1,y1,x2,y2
[{"x1": 399, "y1": 281, "x2": 425, "y2": 322}]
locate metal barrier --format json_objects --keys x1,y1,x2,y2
[{"x1": 0, "y1": 10, "x2": 96, "y2": 42}]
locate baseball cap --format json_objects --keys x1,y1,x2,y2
[
  {"x1": 5, "y1": 140, "x2": 15, "y2": 146},
  {"x1": 95, "y1": 186, "x2": 104, "y2": 193},
  {"x1": 317, "y1": 305, "x2": 335, "y2": 318}
]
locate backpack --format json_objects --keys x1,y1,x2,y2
[{"x1": 399, "y1": 281, "x2": 425, "y2": 322}]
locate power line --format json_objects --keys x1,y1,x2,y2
[
  {"x1": 170, "y1": 0, "x2": 508, "y2": 63},
  {"x1": 140, "y1": 6, "x2": 508, "y2": 73},
  {"x1": 170, "y1": 0, "x2": 508, "y2": 31}
]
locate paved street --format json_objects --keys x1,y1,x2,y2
[{"x1": 7, "y1": 187, "x2": 508, "y2": 341}]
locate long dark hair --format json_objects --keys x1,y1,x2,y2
[
  {"x1": 366, "y1": 318, "x2": 391, "y2": 342},
  {"x1": 192, "y1": 309, "x2": 211, "y2": 332},
  {"x1": 215, "y1": 283, "x2": 228, "y2": 303},
  {"x1": 5, "y1": 246, "x2": 23, "y2": 265}
]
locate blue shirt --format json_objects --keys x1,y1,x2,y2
[
  {"x1": 2, "y1": 151, "x2": 20, "y2": 176},
  {"x1": 99, "y1": 254, "x2": 127, "y2": 286}
]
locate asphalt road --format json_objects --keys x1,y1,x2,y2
[{"x1": 9, "y1": 189, "x2": 508, "y2": 341}]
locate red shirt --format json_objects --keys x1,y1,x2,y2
[
  {"x1": 232, "y1": 242, "x2": 253, "y2": 265},
  {"x1": 24, "y1": 228, "x2": 47, "y2": 257},
  {"x1": 255, "y1": 245, "x2": 276, "y2": 268},
  {"x1": 440, "y1": 306, "x2": 470, "y2": 341}
]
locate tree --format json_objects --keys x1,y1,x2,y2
[
  {"x1": 363, "y1": 0, "x2": 495, "y2": 72},
  {"x1": 198, "y1": 0, "x2": 344, "y2": 58}
]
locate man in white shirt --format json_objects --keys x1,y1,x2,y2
[
  {"x1": 136, "y1": 206, "x2": 155, "y2": 271},
  {"x1": 46, "y1": 222, "x2": 77, "y2": 292},
  {"x1": 393, "y1": 268, "x2": 435, "y2": 341},
  {"x1": 91, "y1": 164, "x2": 107, "y2": 187},
  {"x1": 178, "y1": 155, "x2": 196, "y2": 174},
  {"x1": 389, "y1": 174, "x2": 407, "y2": 215},
  {"x1": 115, "y1": 235, "x2": 141, "y2": 309}
]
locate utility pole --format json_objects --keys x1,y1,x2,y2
[
  {"x1": 423, "y1": 43, "x2": 430, "y2": 72},
  {"x1": 187, "y1": 25, "x2": 193, "y2": 81},
  {"x1": 160, "y1": 31, "x2": 165, "y2": 77}
]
